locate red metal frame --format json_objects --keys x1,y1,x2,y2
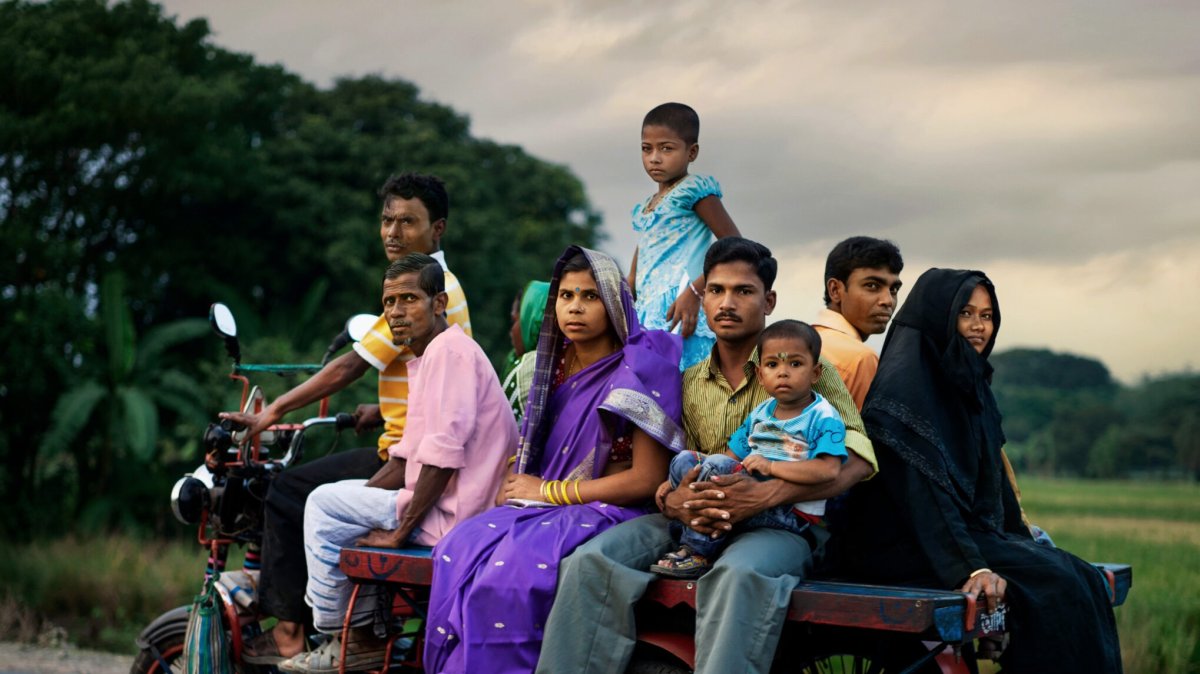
[
  {"x1": 146, "y1": 643, "x2": 184, "y2": 674},
  {"x1": 338, "y1": 572, "x2": 427, "y2": 673},
  {"x1": 1101, "y1": 567, "x2": 1117, "y2": 603}
]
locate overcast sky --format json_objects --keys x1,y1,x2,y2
[{"x1": 159, "y1": 0, "x2": 1200, "y2": 382}]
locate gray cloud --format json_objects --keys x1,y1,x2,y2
[{"x1": 159, "y1": 0, "x2": 1200, "y2": 378}]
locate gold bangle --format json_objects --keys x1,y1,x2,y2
[
  {"x1": 541, "y1": 480, "x2": 552, "y2": 503},
  {"x1": 969, "y1": 568, "x2": 993, "y2": 579},
  {"x1": 572, "y1": 479, "x2": 584, "y2": 505},
  {"x1": 556, "y1": 480, "x2": 568, "y2": 506},
  {"x1": 552, "y1": 480, "x2": 563, "y2": 506},
  {"x1": 507, "y1": 455, "x2": 517, "y2": 466}
]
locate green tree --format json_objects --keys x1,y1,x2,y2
[
  {"x1": 1087, "y1": 426, "x2": 1127, "y2": 479},
  {"x1": 1175, "y1": 412, "x2": 1200, "y2": 481},
  {"x1": 1, "y1": 0, "x2": 599, "y2": 535},
  {"x1": 255, "y1": 74, "x2": 600, "y2": 361},
  {"x1": 35, "y1": 273, "x2": 209, "y2": 530},
  {"x1": 992, "y1": 348, "x2": 1114, "y2": 390},
  {"x1": 1, "y1": 0, "x2": 300, "y2": 533}
]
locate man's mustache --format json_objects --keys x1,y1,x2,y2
[
  {"x1": 390, "y1": 322, "x2": 413, "y2": 346},
  {"x1": 712, "y1": 312, "x2": 741, "y2": 322}
]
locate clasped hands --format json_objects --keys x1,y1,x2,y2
[{"x1": 656, "y1": 465, "x2": 770, "y2": 537}]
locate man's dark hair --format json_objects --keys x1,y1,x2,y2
[
  {"x1": 703, "y1": 237, "x2": 778, "y2": 291},
  {"x1": 758, "y1": 319, "x2": 822, "y2": 361},
  {"x1": 823, "y1": 236, "x2": 903, "y2": 305},
  {"x1": 643, "y1": 102, "x2": 700, "y2": 145},
  {"x1": 378, "y1": 173, "x2": 449, "y2": 224},
  {"x1": 384, "y1": 253, "x2": 445, "y2": 298}
]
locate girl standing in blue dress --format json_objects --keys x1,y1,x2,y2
[{"x1": 630, "y1": 102, "x2": 741, "y2": 370}]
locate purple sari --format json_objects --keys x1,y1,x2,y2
[{"x1": 424, "y1": 246, "x2": 685, "y2": 674}]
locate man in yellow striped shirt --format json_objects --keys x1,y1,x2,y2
[{"x1": 223, "y1": 173, "x2": 472, "y2": 664}]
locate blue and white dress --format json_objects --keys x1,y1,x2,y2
[{"x1": 632, "y1": 174, "x2": 722, "y2": 370}]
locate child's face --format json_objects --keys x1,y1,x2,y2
[
  {"x1": 641, "y1": 125, "x2": 697, "y2": 186},
  {"x1": 756, "y1": 336, "x2": 821, "y2": 406}
]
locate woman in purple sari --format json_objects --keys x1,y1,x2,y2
[{"x1": 423, "y1": 246, "x2": 686, "y2": 674}]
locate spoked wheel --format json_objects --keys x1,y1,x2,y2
[
  {"x1": 793, "y1": 653, "x2": 894, "y2": 674},
  {"x1": 781, "y1": 628, "x2": 941, "y2": 674}
]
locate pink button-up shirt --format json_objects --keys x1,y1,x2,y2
[{"x1": 389, "y1": 324, "x2": 517, "y2": 546}]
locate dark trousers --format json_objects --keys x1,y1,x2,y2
[{"x1": 257, "y1": 446, "x2": 385, "y2": 624}]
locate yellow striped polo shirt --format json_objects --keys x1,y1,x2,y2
[
  {"x1": 353, "y1": 251, "x2": 472, "y2": 458},
  {"x1": 681, "y1": 347, "x2": 877, "y2": 476}
]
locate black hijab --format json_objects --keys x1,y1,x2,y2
[{"x1": 862, "y1": 268, "x2": 1008, "y2": 530}]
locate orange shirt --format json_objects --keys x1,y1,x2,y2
[{"x1": 811, "y1": 308, "x2": 878, "y2": 411}]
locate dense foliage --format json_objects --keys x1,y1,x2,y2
[
  {"x1": 993, "y1": 349, "x2": 1200, "y2": 479},
  {"x1": 0, "y1": 0, "x2": 599, "y2": 538},
  {"x1": 3, "y1": 0, "x2": 1195, "y2": 542}
]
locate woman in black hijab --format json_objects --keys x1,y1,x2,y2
[{"x1": 845, "y1": 268, "x2": 1122, "y2": 672}]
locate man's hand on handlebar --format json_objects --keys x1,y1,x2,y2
[
  {"x1": 218, "y1": 410, "x2": 278, "y2": 439},
  {"x1": 353, "y1": 404, "x2": 384, "y2": 434}
]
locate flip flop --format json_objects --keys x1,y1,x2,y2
[
  {"x1": 242, "y1": 629, "x2": 300, "y2": 665},
  {"x1": 650, "y1": 552, "x2": 712, "y2": 579},
  {"x1": 661, "y1": 546, "x2": 692, "y2": 562}
]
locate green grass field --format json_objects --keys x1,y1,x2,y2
[
  {"x1": 1, "y1": 478, "x2": 1197, "y2": 672},
  {"x1": 1018, "y1": 477, "x2": 1200, "y2": 674}
]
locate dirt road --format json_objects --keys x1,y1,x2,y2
[{"x1": 0, "y1": 643, "x2": 130, "y2": 674}]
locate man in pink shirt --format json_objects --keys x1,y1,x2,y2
[{"x1": 288, "y1": 254, "x2": 517, "y2": 673}]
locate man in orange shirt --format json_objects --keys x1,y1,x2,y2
[{"x1": 811, "y1": 236, "x2": 903, "y2": 410}]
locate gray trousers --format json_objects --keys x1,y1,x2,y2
[{"x1": 536, "y1": 513, "x2": 827, "y2": 674}]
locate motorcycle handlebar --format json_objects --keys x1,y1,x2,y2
[{"x1": 274, "y1": 413, "x2": 357, "y2": 468}]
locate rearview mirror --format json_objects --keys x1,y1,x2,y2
[
  {"x1": 209, "y1": 303, "x2": 241, "y2": 363},
  {"x1": 209, "y1": 303, "x2": 237, "y2": 337}
]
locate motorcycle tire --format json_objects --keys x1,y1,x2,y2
[
  {"x1": 130, "y1": 605, "x2": 267, "y2": 674},
  {"x1": 131, "y1": 606, "x2": 188, "y2": 674}
]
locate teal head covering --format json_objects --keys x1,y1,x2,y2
[{"x1": 517, "y1": 280, "x2": 551, "y2": 354}]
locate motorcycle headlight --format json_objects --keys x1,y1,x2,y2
[{"x1": 171, "y1": 476, "x2": 211, "y2": 525}]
